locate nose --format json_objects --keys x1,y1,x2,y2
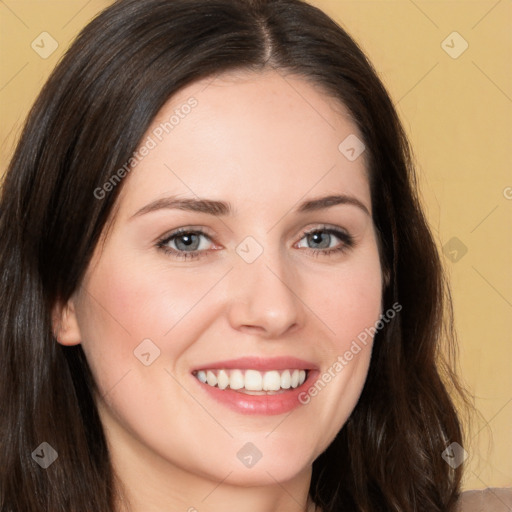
[{"x1": 226, "y1": 250, "x2": 304, "y2": 339}]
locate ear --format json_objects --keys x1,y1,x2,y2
[{"x1": 52, "y1": 297, "x2": 82, "y2": 346}]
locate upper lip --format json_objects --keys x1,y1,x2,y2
[{"x1": 191, "y1": 356, "x2": 317, "y2": 372}]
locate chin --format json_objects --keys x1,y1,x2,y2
[
  {"x1": 182, "y1": 438, "x2": 315, "y2": 487},
  {"x1": 222, "y1": 457, "x2": 312, "y2": 487}
]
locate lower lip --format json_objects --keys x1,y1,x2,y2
[{"x1": 193, "y1": 371, "x2": 318, "y2": 415}]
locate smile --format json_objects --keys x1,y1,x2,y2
[
  {"x1": 193, "y1": 368, "x2": 308, "y2": 394},
  {"x1": 190, "y1": 356, "x2": 317, "y2": 415}
]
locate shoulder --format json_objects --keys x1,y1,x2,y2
[{"x1": 456, "y1": 487, "x2": 512, "y2": 511}]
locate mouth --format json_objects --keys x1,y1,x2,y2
[
  {"x1": 190, "y1": 357, "x2": 318, "y2": 415},
  {"x1": 192, "y1": 368, "x2": 309, "y2": 395}
]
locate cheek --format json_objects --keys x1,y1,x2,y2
[
  {"x1": 75, "y1": 249, "x2": 231, "y2": 397},
  {"x1": 74, "y1": 256, "x2": 174, "y2": 387},
  {"x1": 307, "y1": 246, "x2": 383, "y2": 345},
  {"x1": 79, "y1": 251, "x2": 209, "y2": 339},
  {"x1": 295, "y1": 245, "x2": 382, "y2": 447}
]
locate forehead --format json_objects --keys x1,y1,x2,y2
[{"x1": 114, "y1": 69, "x2": 370, "y2": 219}]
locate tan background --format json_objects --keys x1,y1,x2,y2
[{"x1": 1, "y1": 0, "x2": 510, "y2": 491}]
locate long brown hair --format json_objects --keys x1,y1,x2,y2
[{"x1": 0, "y1": 0, "x2": 468, "y2": 510}]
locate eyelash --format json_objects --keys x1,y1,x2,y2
[{"x1": 156, "y1": 226, "x2": 355, "y2": 261}]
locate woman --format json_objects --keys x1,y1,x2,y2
[{"x1": 0, "y1": 0, "x2": 471, "y2": 510}]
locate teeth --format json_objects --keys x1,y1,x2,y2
[
  {"x1": 245, "y1": 369, "x2": 262, "y2": 391},
  {"x1": 263, "y1": 370, "x2": 281, "y2": 391},
  {"x1": 194, "y1": 368, "x2": 309, "y2": 392},
  {"x1": 217, "y1": 369, "x2": 229, "y2": 390},
  {"x1": 206, "y1": 370, "x2": 217, "y2": 387},
  {"x1": 229, "y1": 369, "x2": 244, "y2": 390},
  {"x1": 281, "y1": 369, "x2": 291, "y2": 389}
]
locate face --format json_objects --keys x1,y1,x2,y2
[{"x1": 56, "y1": 70, "x2": 383, "y2": 488}]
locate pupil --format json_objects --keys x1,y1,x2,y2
[
  {"x1": 176, "y1": 233, "x2": 198, "y2": 250},
  {"x1": 309, "y1": 232, "x2": 329, "y2": 249}
]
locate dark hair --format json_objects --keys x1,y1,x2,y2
[{"x1": 0, "y1": 0, "x2": 469, "y2": 510}]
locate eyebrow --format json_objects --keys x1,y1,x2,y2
[{"x1": 130, "y1": 193, "x2": 370, "y2": 219}]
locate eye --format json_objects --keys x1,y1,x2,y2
[
  {"x1": 296, "y1": 227, "x2": 354, "y2": 256},
  {"x1": 156, "y1": 225, "x2": 355, "y2": 261},
  {"x1": 156, "y1": 228, "x2": 214, "y2": 260}
]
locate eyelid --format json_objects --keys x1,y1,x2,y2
[
  {"x1": 155, "y1": 226, "x2": 215, "y2": 246},
  {"x1": 297, "y1": 223, "x2": 352, "y2": 239}
]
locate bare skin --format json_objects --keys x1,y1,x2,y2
[{"x1": 54, "y1": 69, "x2": 383, "y2": 512}]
